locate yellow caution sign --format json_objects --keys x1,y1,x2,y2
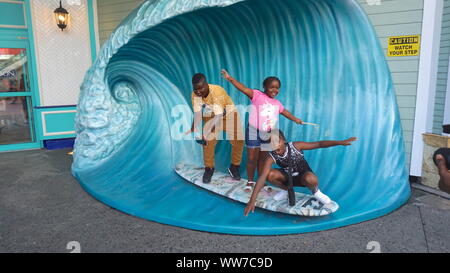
[{"x1": 388, "y1": 35, "x2": 421, "y2": 57}]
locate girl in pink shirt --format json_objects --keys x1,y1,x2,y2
[{"x1": 221, "y1": 69, "x2": 303, "y2": 186}]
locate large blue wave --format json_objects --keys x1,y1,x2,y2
[{"x1": 72, "y1": 0, "x2": 411, "y2": 235}]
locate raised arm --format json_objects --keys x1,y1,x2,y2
[
  {"x1": 244, "y1": 156, "x2": 275, "y2": 216},
  {"x1": 281, "y1": 109, "x2": 303, "y2": 125},
  {"x1": 293, "y1": 137, "x2": 357, "y2": 151},
  {"x1": 221, "y1": 69, "x2": 254, "y2": 99}
]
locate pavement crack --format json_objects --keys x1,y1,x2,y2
[{"x1": 417, "y1": 205, "x2": 430, "y2": 253}]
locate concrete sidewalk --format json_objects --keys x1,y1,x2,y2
[{"x1": 0, "y1": 149, "x2": 449, "y2": 253}]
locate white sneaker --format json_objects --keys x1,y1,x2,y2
[
  {"x1": 273, "y1": 190, "x2": 288, "y2": 201},
  {"x1": 314, "y1": 189, "x2": 331, "y2": 204}
]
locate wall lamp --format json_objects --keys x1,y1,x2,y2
[{"x1": 54, "y1": 1, "x2": 69, "y2": 31}]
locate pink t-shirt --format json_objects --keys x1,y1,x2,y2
[{"x1": 249, "y1": 89, "x2": 285, "y2": 131}]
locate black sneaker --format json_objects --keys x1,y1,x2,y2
[
  {"x1": 228, "y1": 164, "x2": 241, "y2": 180},
  {"x1": 203, "y1": 167, "x2": 214, "y2": 184}
]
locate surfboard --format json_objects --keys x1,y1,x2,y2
[{"x1": 174, "y1": 163, "x2": 339, "y2": 217}]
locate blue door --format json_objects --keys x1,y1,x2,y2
[{"x1": 0, "y1": 40, "x2": 39, "y2": 151}]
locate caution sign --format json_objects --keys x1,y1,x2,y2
[{"x1": 388, "y1": 35, "x2": 421, "y2": 57}]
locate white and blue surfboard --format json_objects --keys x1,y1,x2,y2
[{"x1": 175, "y1": 163, "x2": 339, "y2": 217}]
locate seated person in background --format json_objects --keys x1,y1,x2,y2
[{"x1": 433, "y1": 148, "x2": 450, "y2": 194}]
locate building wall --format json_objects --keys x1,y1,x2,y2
[
  {"x1": 358, "y1": 0, "x2": 424, "y2": 168},
  {"x1": 0, "y1": 0, "x2": 41, "y2": 151},
  {"x1": 28, "y1": 0, "x2": 97, "y2": 143},
  {"x1": 97, "y1": 0, "x2": 144, "y2": 45},
  {"x1": 433, "y1": 0, "x2": 450, "y2": 133}
]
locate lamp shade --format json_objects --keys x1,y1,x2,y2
[{"x1": 54, "y1": 1, "x2": 69, "y2": 31}]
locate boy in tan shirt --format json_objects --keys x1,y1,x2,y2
[{"x1": 186, "y1": 73, "x2": 244, "y2": 183}]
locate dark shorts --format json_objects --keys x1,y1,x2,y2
[
  {"x1": 245, "y1": 125, "x2": 271, "y2": 148},
  {"x1": 276, "y1": 168, "x2": 314, "y2": 187}
]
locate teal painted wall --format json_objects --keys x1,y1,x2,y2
[
  {"x1": 0, "y1": 1, "x2": 26, "y2": 28},
  {"x1": 433, "y1": 0, "x2": 450, "y2": 134}
]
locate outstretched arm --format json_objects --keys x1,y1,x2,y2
[
  {"x1": 293, "y1": 137, "x2": 357, "y2": 151},
  {"x1": 244, "y1": 156, "x2": 275, "y2": 216},
  {"x1": 221, "y1": 69, "x2": 254, "y2": 99},
  {"x1": 281, "y1": 109, "x2": 303, "y2": 125}
]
